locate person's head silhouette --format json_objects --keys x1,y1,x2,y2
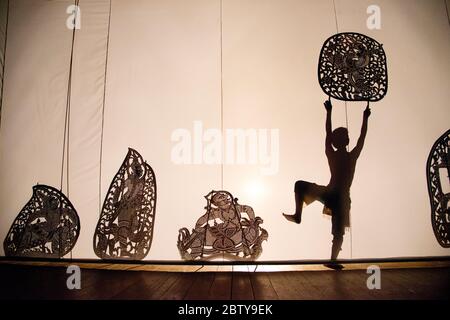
[{"x1": 331, "y1": 127, "x2": 349, "y2": 150}]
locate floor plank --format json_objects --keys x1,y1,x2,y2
[
  {"x1": 379, "y1": 268, "x2": 450, "y2": 300},
  {"x1": 268, "y1": 272, "x2": 310, "y2": 300},
  {"x1": 208, "y1": 272, "x2": 232, "y2": 300},
  {"x1": 161, "y1": 272, "x2": 198, "y2": 300},
  {"x1": 110, "y1": 271, "x2": 172, "y2": 300},
  {"x1": 250, "y1": 272, "x2": 278, "y2": 300},
  {"x1": 184, "y1": 272, "x2": 215, "y2": 300},
  {"x1": 324, "y1": 270, "x2": 375, "y2": 300},
  {"x1": 74, "y1": 269, "x2": 144, "y2": 299},
  {"x1": 144, "y1": 272, "x2": 181, "y2": 299},
  {"x1": 231, "y1": 272, "x2": 254, "y2": 300}
]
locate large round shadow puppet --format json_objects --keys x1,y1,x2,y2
[
  {"x1": 318, "y1": 32, "x2": 388, "y2": 101},
  {"x1": 177, "y1": 190, "x2": 268, "y2": 261},
  {"x1": 93, "y1": 148, "x2": 157, "y2": 260},
  {"x1": 3, "y1": 185, "x2": 80, "y2": 258},
  {"x1": 426, "y1": 129, "x2": 450, "y2": 248}
]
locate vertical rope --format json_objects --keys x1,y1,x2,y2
[
  {"x1": 332, "y1": 0, "x2": 352, "y2": 259},
  {"x1": 220, "y1": 0, "x2": 224, "y2": 191},
  {"x1": 99, "y1": 0, "x2": 112, "y2": 217},
  {"x1": 445, "y1": 0, "x2": 450, "y2": 27},
  {"x1": 332, "y1": 0, "x2": 339, "y2": 32},
  {"x1": 0, "y1": 0, "x2": 9, "y2": 132},
  {"x1": 60, "y1": 0, "x2": 79, "y2": 197},
  {"x1": 60, "y1": 0, "x2": 79, "y2": 259},
  {"x1": 219, "y1": 0, "x2": 225, "y2": 262}
]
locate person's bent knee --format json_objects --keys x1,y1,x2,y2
[
  {"x1": 332, "y1": 234, "x2": 344, "y2": 243},
  {"x1": 294, "y1": 180, "x2": 308, "y2": 193}
]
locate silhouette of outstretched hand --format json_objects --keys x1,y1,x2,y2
[
  {"x1": 324, "y1": 100, "x2": 332, "y2": 111},
  {"x1": 364, "y1": 104, "x2": 371, "y2": 118}
]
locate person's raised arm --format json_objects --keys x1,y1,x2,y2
[
  {"x1": 352, "y1": 102, "x2": 371, "y2": 158},
  {"x1": 324, "y1": 99, "x2": 333, "y2": 155}
]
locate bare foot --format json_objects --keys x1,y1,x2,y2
[
  {"x1": 282, "y1": 213, "x2": 301, "y2": 224},
  {"x1": 324, "y1": 263, "x2": 344, "y2": 270}
]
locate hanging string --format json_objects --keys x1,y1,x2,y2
[
  {"x1": 219, "y1": 0, "x2": 225, "y2": 263},
  {"x1": 61, "y1": 0, "x2": 78, "y2": 203},
  {"x1": 220, "y1": 0, "x2": 224, "y2": 191},
  {"x1": 99, "y1": 0, "x2": 112, "y2": 217},
  {"x1": 332, "y1": 0, "x2": 339, "y2": 33},
  {"x1": 445, "y1": 0, "x2": 450, "y2": 27},
  {"x1": 0, "y1": 0, "x2": 9, "y2": 131},
  {"x1": 331, "y1": 0, "x2": 352, "y2": 259},
  {"x1": 60, "y1": 0, "x2": 80, "y2": 260}
]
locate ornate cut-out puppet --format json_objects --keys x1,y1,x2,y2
[
  {"x1": 93, "y1": 148, "x2": 157, "y2": 260},
  {"x1": 427, "y1": 129, "x2": 450, "y2": 247},
  {"x1": 283, "y1": 33, "x2": 387, "y2": 267},
  {"x1": 318, "y1": 32, "x2": 387, "y2": 101},
  {"x1": 178, "y1": 190, "x2": 268, "y2": 261},
  {"x1": 3, "y1": 185, "x2": 80, "y2": 258}
]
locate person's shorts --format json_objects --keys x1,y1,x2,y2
[{"x1": 294, "y1": 180, "x2": 350, "y2": 235}]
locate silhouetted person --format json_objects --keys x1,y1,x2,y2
[{"x1": 283, "y1": 99, "x2": 371, "y2": 265}]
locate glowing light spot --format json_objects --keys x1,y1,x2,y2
[{"x1": 244, "y1": 179, "x2": 266, "y2": 201}]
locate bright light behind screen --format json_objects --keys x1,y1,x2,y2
[{"x1": 244, "y1": 179, "x2": 266, "y2": 203}]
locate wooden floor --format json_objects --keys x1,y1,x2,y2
[{"x1": 0, "y1": 264, "x2": 448, "y2": 300}]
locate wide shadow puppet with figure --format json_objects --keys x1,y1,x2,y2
[
  {"x1": 178, "y1": 190, "x2": 268, "y2": 261},
  {"x1": 283, "y1": 99, "x2": 371, "y2": 265},
  {"x1": 4, "y1": 185, "x2": 80, "y2": 258}
]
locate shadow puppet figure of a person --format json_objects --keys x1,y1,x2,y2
[{"x1": 283, "y1": 99, "x2": 371, "y2": 267}]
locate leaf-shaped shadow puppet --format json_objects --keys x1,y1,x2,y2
[
  {"x1": 426, "y1": 129, "x2": 450, "y2": 248},
  {"x1": 177, "y1": 190, "x2": 268, "y2": 261},
  {"x1": 94, "y1": 148, "x2": 157, "y2": 260},
  {"x1": 3, "y1": 184, "x2": 80, "y2": 258},
  {"x1": 318, "y1": 32, "x2": 388, "y2": 102}
]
